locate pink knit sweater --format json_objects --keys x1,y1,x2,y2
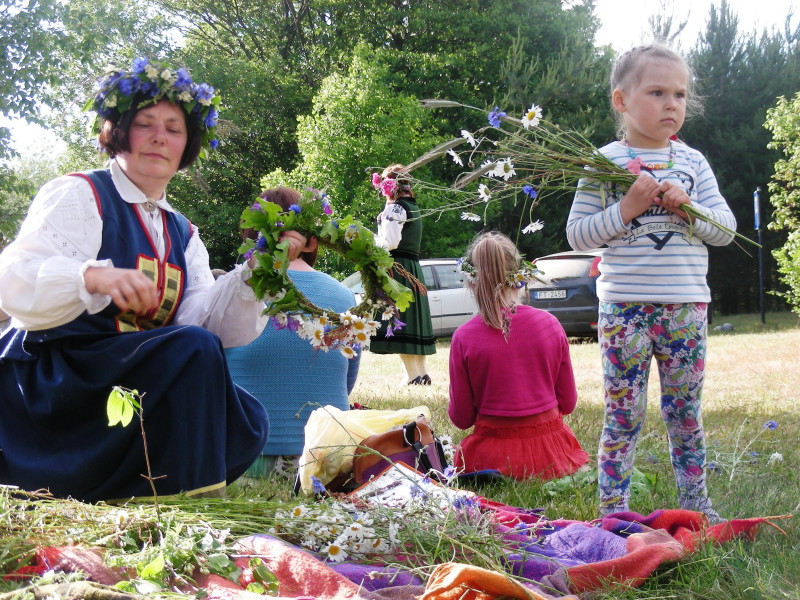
[{"x1": 448, "y1": 305, "x2": 578, "y2": 430}]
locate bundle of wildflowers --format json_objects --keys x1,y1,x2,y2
[
  {"x1": 407, "y1": 100, "x2": 757, "y2": 247},
  {"x1": 240, "y1": 189, "x2": 414, "y2": 356},
  {"x1": 0, "y1": 487, "x2": 278, "y2": 595}
]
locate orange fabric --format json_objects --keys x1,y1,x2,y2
[{"x1": 421, "y1": 562, "x2": 576, "y2": 600}]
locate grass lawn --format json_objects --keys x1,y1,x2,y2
[{"x1": 2, "y1": 312, "x2": 798, "y2": 598}]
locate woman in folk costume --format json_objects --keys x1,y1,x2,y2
[
  {"x1": 0, "y1": 58, "x2": 269, "y2": 501},
  {"x1": 370, "y1": 164, "x2": 436, "y2": 385}
]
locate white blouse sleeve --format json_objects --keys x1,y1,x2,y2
[
  {"x1": 172, "y1": 225, "x2": 268, "y2": 348},
  {"x1": 373, "y1": 202, "x2": 407, "y2": 251},
  {"x1": 0, "y1": 175, "x2": 113, "y2": 330}
]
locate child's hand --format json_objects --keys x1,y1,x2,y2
[
  {"x1": 655, "y1": 181, "x2": 692, "y2": 222},
  {"x1": 620, "y1": 174, "x2": 661, "y2": 224}
]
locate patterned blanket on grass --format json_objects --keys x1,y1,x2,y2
[{"x1": 4, "y1": 506, "x2": 781, "y2": 600}]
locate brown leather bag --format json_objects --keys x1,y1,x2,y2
[{"x1": 353, "y1": 417, "x2": 448, "y2": 485}]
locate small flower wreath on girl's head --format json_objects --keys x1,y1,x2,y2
[
  {"x1": 458, "y1": 256, "x2": 541, "y2": 289},
  {"x1": 240, "y1": 188, "x2": 415, "y2": 357}
]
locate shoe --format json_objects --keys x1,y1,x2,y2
[
  {"x1": 408, "y1": 376, "x2": 423, "y2": 385},
  {"x1": 420, "y1": 374, "x2": 432, "y2": 385}
]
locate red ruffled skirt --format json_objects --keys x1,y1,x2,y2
[{"x1": 454, "y1": 408, "x2": 589, "y2": 481}]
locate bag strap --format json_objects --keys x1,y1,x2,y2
[{"x1": 403, "y1": 421, "x2": 440, "y2": 475}]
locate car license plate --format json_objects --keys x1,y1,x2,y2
[{"x1": 535, "y1": 289, "x2": 567, "y2": 299}]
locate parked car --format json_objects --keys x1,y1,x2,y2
[
  {"x1": 341, "y1": 258, "x2": 478, "y2": 337},
  {"x1": 525, "y1": 249, "x2": 603, "y2": 338}
]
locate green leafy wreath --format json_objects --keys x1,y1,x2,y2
[{"x1": 239, "y1": 188, "x2": 415, "y2": 357}]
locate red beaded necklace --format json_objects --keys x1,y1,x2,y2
[{"x1": 624, "y1": 139, "x2": 675, "y2": 170}]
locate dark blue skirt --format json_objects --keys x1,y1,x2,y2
[{"x1": 0, "y1": 325, "x2": 268, "y2": 501}]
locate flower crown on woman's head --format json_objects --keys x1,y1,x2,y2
[
  {"x1": 458, "y1": 256, "x2": 540, "y2": 289},
  {"x1": 85, "y1": 57, "x2": 222, "y2": 160}
]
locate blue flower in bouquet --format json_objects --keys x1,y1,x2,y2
[
  {"x1": 209, "y1": 139, "x2": 219, "y2": 149},
  {"x1": 522, "y1": 185, "x2": 537, "y2": 200},
  {"x1": 763, "y1": 420, "x2": 778, "y2": 430},
  {"x1": 488, "y1": 106, "x2": 506, "y2": 127},
  {"x1": 311, "y1": 475, "x2": 326, "y2": 494},
  {"x1": 288, "y1": 204, "x2": 302, "y2": 214}
]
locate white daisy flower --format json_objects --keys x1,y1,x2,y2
[
  {"x1": 493, "y1": 158, "x2": 515, "y2": 181},
  {"x1": 340, "y1": 311, "x2": 355, "y2": 326},
  {"x1": 447, "y1": 148, "x2": 463, "y2": 166},
  {"x1": 461, "y1": 129, "x2": 477, "y2": 147},
  {"x1": 769, "y1": 452, "x2": 783, "y2": 463},
  {"x1": 481, "y1": 159, "x2": 497, "y2": 177},
  {"x1": 344, "y1": 226, "x2": 359, "y2": 243},
  {"x1": 521, "y1": 104, "x2": 543, "y2": 129},
  {"x1": 478, "y1": 184, "x2": 491, "y2": 202},
  {"x1": 344, "y1": 522, "x2": 366, "y2": 540},
  {"x1": 461, "y1": 212, "x2": 481, "y2": 222},
  {"x1": 368, "y1": 537, "x2": 390, "y2": 553},
  {"x1": 381, "y1": 307, "x2": 394, "y2": 320},
  {"x1": 264, "y1": 288, "x2": 287, "y2": 303},
  {"x1": 290, "y1": 505, "x2": 309, "y2": 518},
  {"x1": 522, "y1": 220, "x2": 545, "y2": 234},
  {"x1": 339, "y1": 345, "x2": 356, "y2": 359}
]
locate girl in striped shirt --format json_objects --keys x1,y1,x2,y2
[{"x1": 567, "y1": 45, "x2": 735, "y2": 523}]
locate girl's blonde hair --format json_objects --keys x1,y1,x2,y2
[
  {"x1": 610, "y1": 44, "x2": 703, "y2": 138},
  {"x1": 465, "y1": 232, "x2": 521, "y2": 331}
]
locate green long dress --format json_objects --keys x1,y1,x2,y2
[{"x1": 369, "y1": 196, "x2": 436, "y2": 356}]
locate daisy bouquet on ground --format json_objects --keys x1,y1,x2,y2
[
  {"x1": 407, "y1": 100, "x2": 757, "y2": 247},
  {"x1": 239, "y1": 189, "x2": 414, "y2": 356}
]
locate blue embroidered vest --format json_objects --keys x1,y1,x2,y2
[{"x1": 16, "y1": 170, "x2": 192, "y2": 345}]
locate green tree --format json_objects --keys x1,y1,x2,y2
[
  {"x1": 684, "y1": 0, "x2": 799, "y2": 314},
  {"x1": 765, "y1": 92, "x2": 800, "y2": 315},
  {"x1": 260, "y1": 46, "x2": 476, "y2": 272}
]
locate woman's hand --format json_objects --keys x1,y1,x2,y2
[
  {"x1": 655, "y1": 181, "x2": 693, "y2": 222},
  {"x1": 619, "y1": 173, "x2": 661, "y2": 224},
  {"x1": 83, "y1": 266, "x2": 159, "y2": 315},
  {"x1": 279, "y1": 230, "x2": 309, "y2": 261}
]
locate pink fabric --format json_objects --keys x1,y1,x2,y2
[{"x1": 448, "y1": 305, "x2": 577, "y2": 428}]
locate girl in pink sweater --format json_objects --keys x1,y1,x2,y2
[{"x1": 449, "y1": 232, "x2": 588, "y2": 480}]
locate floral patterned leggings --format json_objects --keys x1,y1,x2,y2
[{"x1": 597, "y1": 302, "x2": 711, "y2": 515}]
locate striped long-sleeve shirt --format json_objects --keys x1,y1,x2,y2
[{"x1": 566, "y1": 140, "x2": 736, "y2": 304}]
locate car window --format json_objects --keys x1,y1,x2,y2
[
  {"x1": 535, "y1": 258, "x2": 590, "y2": 281},
  {"x1": 433, "y1": 264, "x2": 464, "y2": 290},
  {"x1": 421, "y1": 265, "x2": 436, "y2": 289},
  {"x1": 341, "y1": 272, "x2": 363, "y2": 294}
]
